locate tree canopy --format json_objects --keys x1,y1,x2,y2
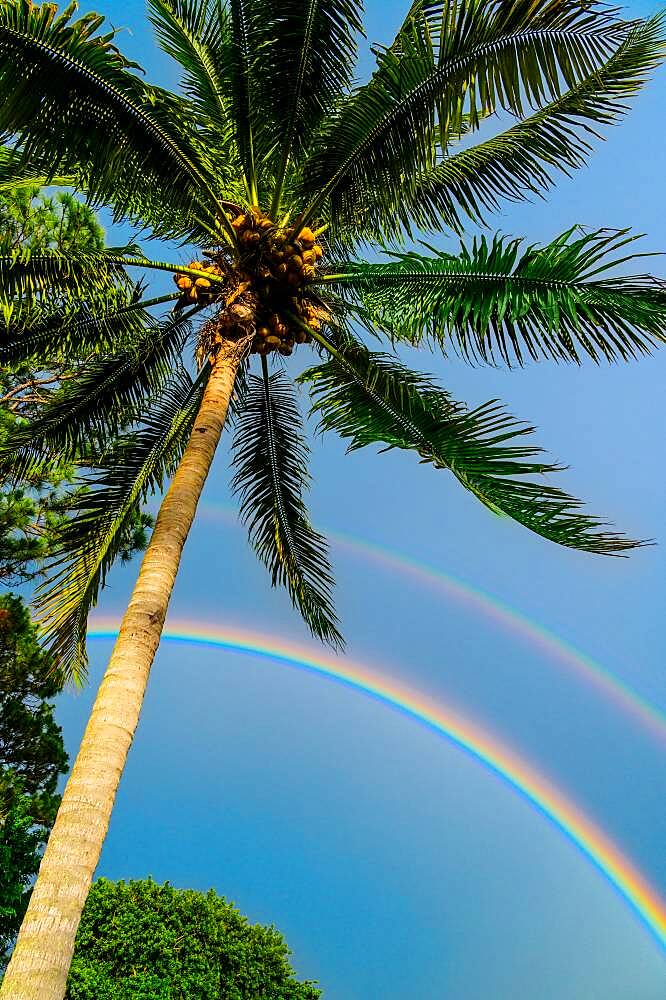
[
  {"x1": 0, "y1": 594, "x2": 68, "y2": 962},
  {"x1": 65, "y1": 879, "x2": 321, "y2": 1000}
]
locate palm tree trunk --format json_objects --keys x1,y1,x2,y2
[{"x1": 0, "y1": 337, "x2": 247, "y2": 1000}]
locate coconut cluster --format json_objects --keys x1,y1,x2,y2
[
  {"x1": 173, "y1": 207, "x2": 328, "y2": 357},
  {"x1": 173, "y1": 261, "x2": 225, "y2": 306}
]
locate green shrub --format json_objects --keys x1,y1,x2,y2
[{"x1": 66, "y1": 878, "x2": 321, "y2": 1000}]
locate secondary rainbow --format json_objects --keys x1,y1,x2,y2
[
  {"x1": 89, "y1": 618, "x2": 666, "y2": 951},
  {"x1": 200, "y1": 503, "x2": 666, "y2": 745}
]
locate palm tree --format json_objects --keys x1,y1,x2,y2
[{"x1": 0, "y1": 0, "x2": 665, "y2": 995}]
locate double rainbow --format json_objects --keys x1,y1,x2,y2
[
  {"x1": 89, "y1": 618, "x2": 666, "y2": 951},
  {"x1": 200, "y1": 504, "x2": 666, "y2": 746}
]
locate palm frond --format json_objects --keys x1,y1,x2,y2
[
  {"x1": 299, "y1": 339, "x2": 641, "y2": 553},
  {"x1": 0, "y1": 245, "x2": 229, "y2": 309},
  {"x1": 228, "y1": 0, "x2": 261, "y2": 201},
  {"x1": 299, "y1": 0, "x2": 635, "y2": 228},
  {"x1": 1, "y1": 309, "x2": 194, "y2": 480},
  {"x1": 0, "y1": 143, "x2": 76, "y2": 192},
  {"x1": 352, "y1": 14, "x2": 666, "y2": 240},
  {"x1": 324, "y1": 228, "x2": 666, "y2": 365},
  {"x1": 0, "y1": 0, "x2": 219, "y2": 240},
  {"x1": 34, "y1": 364, "x2": 210, "y2": 682},
  {"x1": 0, "y1": 291, "x2": 181, "y2": 366},
  {"x1": 265, "y1": 0, "x2": 364, "y2": 213},
  {"x1": 0, "y1": 244, "x2": 141, "y2": 305},
  {"x1": 231, "y1": 362, "x2": 342, "y2": 647},
  {"x1": 146, "y1": 0, "x2": 244, "y2": 192}
]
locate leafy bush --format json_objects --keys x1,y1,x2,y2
[{"x1": 66, "y1": 879, "x2": 321, "y2": 1000}]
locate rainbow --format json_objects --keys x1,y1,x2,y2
[
  {"x1": 88, "y1": 618, "x2": 666, "y2": 951},
  {"x1": 200, "y1": 503, "x2": 666, "y2": 745}
]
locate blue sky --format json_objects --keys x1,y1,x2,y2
[{"x1": 53, "y1": 2, "x2": 665, "y2": 997}]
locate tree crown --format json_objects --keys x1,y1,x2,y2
[
  {"x1": 66, "y1": 878, "x2": 321, "y2": 1000},
  {"x1": 0, "y1": 0, "x2": 664, "y2": 676}
]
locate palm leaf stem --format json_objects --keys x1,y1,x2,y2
[
  {"x1": 268, "y1": 0, "x2": 320, "y2": 219},
  {"x1": 288, "y1": 310, "x2": 347, "y2": 364},
  {"x1": 107, "y1": 257, "x2": 230, "y2": 284},
  {"x1": 194, "y1": 210, "x2": 237, "y2": 246},
  {"x1": 230, "y1": 0, "x2": 259, "y2": 205}
]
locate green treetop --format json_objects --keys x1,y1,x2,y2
[
  {"x1": 0, "y1": 594, "x2": 69, "y2": 962},
  {"x1": 66, "y1": 878, "x2": 321, "y2": 1000}
]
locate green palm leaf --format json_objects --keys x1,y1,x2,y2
[
  {"x1": 0, "y1": 143, "x2": 77, "y2": 192},
  {"x1": 0, "y1": 245, "x2": 230, "y2": 309},
  {"x1": 352, "y1": 14, "x2": 666, "y2": 240},
  {"x1": 1, "y1": 309, "x2": 194, "y2": 480},
  {"x1": 324, "y1": 228, "x2": 666, "y2": 365},
  {"x1": 0, "y1": 291, "x2": 182, "y2": 366},
  {"x1": 146, "y1": 0, "x2": 246, "y2": 199},
  {"x1": 34, "y1": 364, "x2": 210, "y2": 681},
  {"x1": 265, "y1": 0, "x2": 364, "y2": 213},
  {"x1": 0, "y1": 245, "x2": 142, "y2": 305},
  {"x1": 299, "y1": 339, "x2": 642, "y2": 553},
  {"x1": 299, "y1": 0, "x2": 632, "y2": 227},
  {"x1": 0, "y1": 0, "x2": 218, "y2": 239},
  {"x1": 231, "y1": 361, "x2": 342, "y2": 647}
]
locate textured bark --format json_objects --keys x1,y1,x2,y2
[{"x1": 0, "y1": 338, "x2": 246, "y2": 1000}]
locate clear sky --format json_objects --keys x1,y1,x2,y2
[{"x1": 53, "y1": 2, "x2": 665, "y2": 997}]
